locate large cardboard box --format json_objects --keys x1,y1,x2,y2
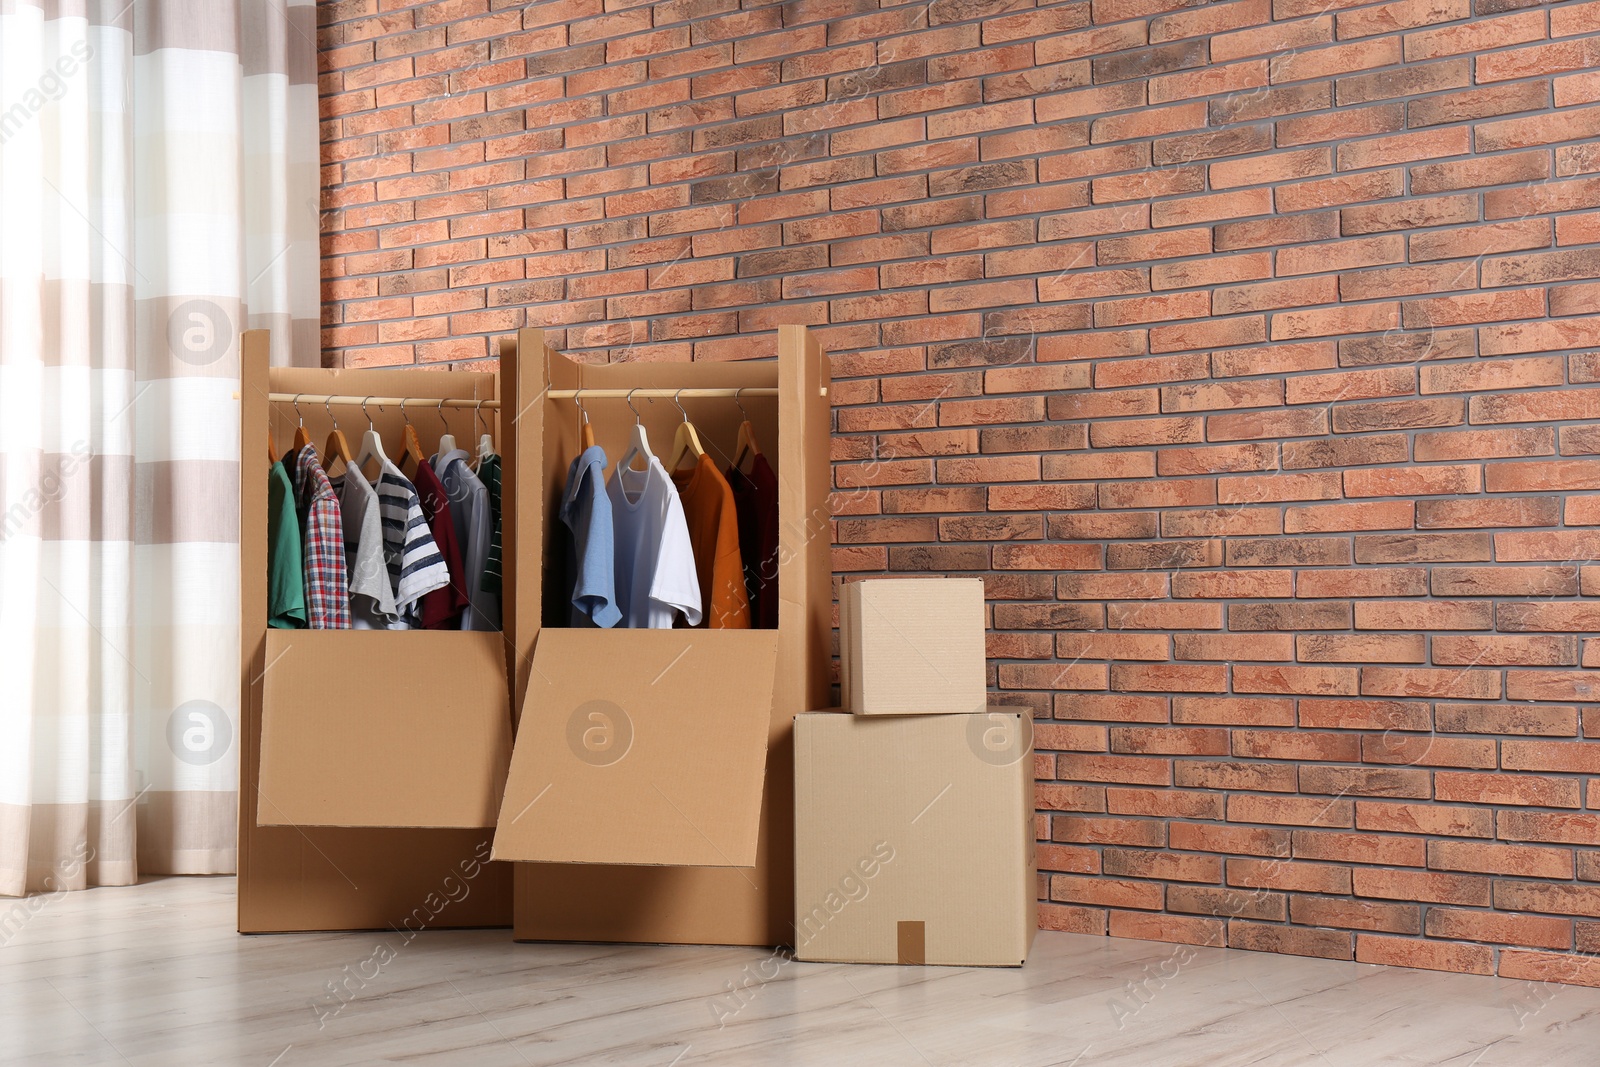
[
  {"x1": 840, "y1": 578, "x2": 987, "y2": 715},
  {"x1": 237, "y1": 335, "x2": 517, "y2": 933},
  {"x1": 496, "y1": 325, "x2": 835, "y2": 947},
  {"x1": 793, "y1": 710, "x2": 1035, "y2": 967}
]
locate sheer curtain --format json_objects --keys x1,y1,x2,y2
[{"x1": 0, "y1": 0, "x2": 319, "y2": 896}]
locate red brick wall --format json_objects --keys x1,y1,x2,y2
[{"x1": 317, "y1": 0, "x2": 1600, "y2": 983}]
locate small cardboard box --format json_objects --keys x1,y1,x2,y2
[
  {"x1": 793, "y1": 710, "x2": 1035, "y2": 967},
  {"x1": 840, "y1": 578, "x2": 987, "y2": 715}
]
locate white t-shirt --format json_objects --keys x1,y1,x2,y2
[{"x1": 607, "y1": 454, "x2": 701, "y2": 628}]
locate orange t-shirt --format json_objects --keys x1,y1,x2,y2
[{"x1": 671, "y1": 454, "x2": 751, "y2": 629}]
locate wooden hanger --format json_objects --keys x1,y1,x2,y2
[
  {"x1": 731, "y1": 387, "x2": 759, "y2": 473},
  {"x1": 321, "y1": 398, "x2": 354, "y2": 472},
  {"x1": 291, "y1": 394, "x2": 313, "y2": 452},
  {"x1": 616, "y1": 389, "x2": 654, "y2": 474},
  {"x1": 667, "y1": 389, "x2": 705, "y2": 473},
  {"x1": 397, "y1": 401, "x2": 426, "y2": 472},
  {"x1": 576, "y1": 390, "x2": 595, "y2": 451}
]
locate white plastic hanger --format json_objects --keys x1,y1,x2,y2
[
  {"x1": 354, "y1": 397, "x2": 388, "y2": 481},
  {"x1": 615, "y1": 388, "x2": 654, "y2": 474},
  {"x1": 474, "y1": 398, "x2": 495, "y2": 468},
  {"x1": 436, "y1": 398, "x2": 457, "y2": 457},
  {"x1": 666, "y1": 389, "x2": 706, "y2": 473}
]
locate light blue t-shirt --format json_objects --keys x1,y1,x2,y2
[{"x1": 560, "y1": 445, "x2": 621, "y2": 628}]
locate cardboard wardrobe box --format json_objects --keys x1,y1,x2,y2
[
  {"x1": 793, "y1": 710, "x2": 1036, "y2": 967},
  {"x1": 236, "y1": 330, "x2": 520, "y2": 933},
  {"x1": 840, "y1": 578, "x2": 987, "y2": 715},
  {"x1": 492, "y1": 324, "x2": 834, "y2": 947}
]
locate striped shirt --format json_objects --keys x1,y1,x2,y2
[{"x1": 373, "y1": 455, "x2": 450, "y2": 624}]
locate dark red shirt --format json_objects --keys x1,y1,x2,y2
[
  {"x1": 726, "y1": 453, "x2": 779, "y2": 630},
  {"x1": 413, "y1": 458, "x2": 470, "y2": 629}
]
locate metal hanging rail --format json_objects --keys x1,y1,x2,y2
[
  {"x1": 546, "y1": 388, "x2": 780, "y2": 399},
  {"x1": 266, "y1": 393, "x2": 499, "y2": 409},
  {"x1": 263, "y1": 388, "x2": 783, "y2": 407}
]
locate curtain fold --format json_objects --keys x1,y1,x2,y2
[{"x1": 0, "y1": 0, "x2": 319, "y2": 897}]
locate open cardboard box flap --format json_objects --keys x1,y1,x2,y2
[
  {"x1": 492, "y1": 627, "x2": 778, "y2": 867},
  {"x1": 257, "y1": 631, "x2": 513, "y2": 829}
]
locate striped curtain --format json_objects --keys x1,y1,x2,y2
[{"x1": 0, "y1": 0, "x2": 319, "y2": 896}]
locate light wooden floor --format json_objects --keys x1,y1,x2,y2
[{"x1": 2, "y1": 877, "x2": 1597, "y2": 1066}]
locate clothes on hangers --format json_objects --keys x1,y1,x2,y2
[
  {"x1": 434, "y1": 448, "x2": 500, "y2": 631},
  {"x1": 558, "y1": 444, "x2": 620, "y2": 628},
  {"x1": 330, "y1": 466, "x2": 399, "y2": 629},
  {"x1": 608, "y1": 454, "x2": 701, "y2": 629},
  {"x1": 478, "y1": 453, "x2": 503, "y2": 598},
  {"x1": 292, "y1": 444, "x2": 352, "y2": 629},
  {"x1": 727, "y1": 452, "x2": 779, "y2": 630},
  {"x1": 266, "y1": 458, "x2": 306, "y2": 630},
  {"x1": 373, "y1": 454, "x2": 450, "y2": 629},
  {"x1": 672, "y1": 454, "x2": 750, "y2": 629},
  {"x1": 412, "y1": 457, "x2": 470, "y2": 630}
]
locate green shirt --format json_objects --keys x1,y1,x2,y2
[{"x1": 267, "y1": 459, "x2": 307, "y2": 629}]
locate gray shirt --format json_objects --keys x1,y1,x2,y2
[
  {"x1": 433, "y1": 449, "x2": 499, "y2": 631},
  {"x1": 331, "y1": 466, "x2": 399, "y2": 629}
]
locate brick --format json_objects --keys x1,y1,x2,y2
[
  {"x1": 1228, "y1": 858, "x2": 1352, "y2": 893},
  {"x1": 1105, "y1": 787, "x2": 1224, "y2": 820},
  {"x1": 1175, "y1": 760, "x2": 1297, "y2": 793},
  {"x1": 1103, "y1": 847, "x2": 1222, "y2": 884},
  {"x1": 1496, "y1": 881, "x2": 1600, "y2": 918},
  {"x1": 1353, "y1": 532, "x2": 1491, "y2": 563},
  {"x1": 1231, "y1": 729, "x2": 1360, "y2": 763},
  {"x1": 1169, "y1": 885, "x2": 1285, "y2": 922},
  {"x1": 1353, "y1": 868, "x2": 1490, "y2": 906},
  {"x1": 1434, "y1": 841, "x2": 1574, "y2": 880},
  {"x1": 1337, "y1": 328, "x2": 1475, "y2": 366},
  {"x1": 1051, "y1": 875, "x2": 1164, "y2": 911},
  {"x1": 1356, "y1": 934, "x2": 1493, "y2": 975},
  {"x1": 1297, "y1": 634, "x2": 1425, "y2": 664},
  {"x1": 1294, "y1": 829, "x2": 1425, "y2": 866},
  {"x1": 1175, "y1": 634, "x2": 1294, "y2": 661},
  {"x1": 1436, "y1": 702, "x2": 1578, "y2": 736},
  {"x1": 1362, "y1": 666, "x2": 1501, "y2": 700},
  {"x1": 1235, "y1": 665, "x2": 1359, "y2": 696},
  {"x1": 1229, "y1": 601, "x2": 1352, "y2": 631},
  {"x1": 1499, "y1": 950, "x2": 1600, "y2": 989},
  {"x1": 1354, "y1": 801, "x2": 1493, "y2": 838},
  {"x1": 1107, "y1": 911, "x2": 1224, "y2": 947},
  {"x1": 1170, "y1": 822, "x2": 1291, "y2": 857},
  {"x1": 1231, "y1": 922, "x2": 1353, "y2": 961},
  {"x1": 1173, "y1": 696, "x2": 1295, "y2": 726},
  {"x1": 1291, "y1": 895, "x2": 1420, "y2": 935}
]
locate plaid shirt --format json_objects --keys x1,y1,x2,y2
[{"x1": 295, "y1": 445, "x2": 352, "y2": 629}]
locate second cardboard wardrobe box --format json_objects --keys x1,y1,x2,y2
[{"x1": 492, "y1": 325, "x2": 834, "y2": 947}]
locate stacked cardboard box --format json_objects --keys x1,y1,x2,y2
[{"x1": 794, "y1": 578, "x2": 1036, "y2": 966}]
